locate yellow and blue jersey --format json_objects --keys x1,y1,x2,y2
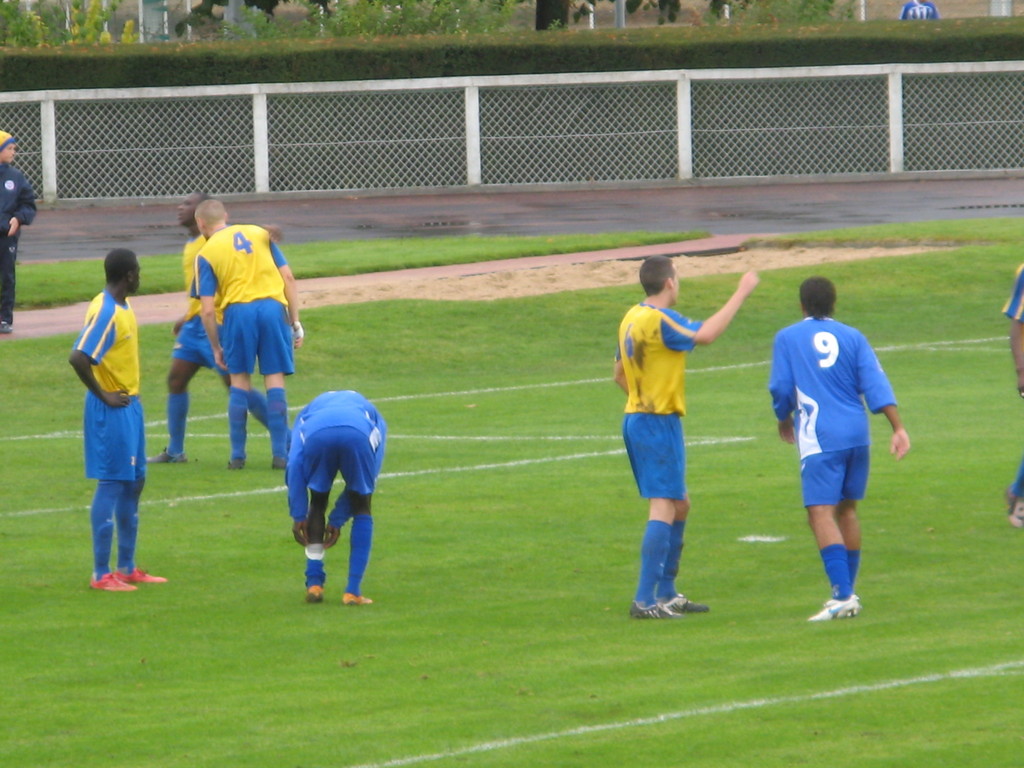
[
  {"x1": 72, "y1": 290, "x2": 140, "y2": 396},
  {"x1": 181, "y1": 234, "x2": 206, "y2": 323},
  {"x1": 194, "y1": 224, "x2": 288, "y2": 313},
  {"x1": 617, "y1": 303, "x2": 702, "y2": 416}
]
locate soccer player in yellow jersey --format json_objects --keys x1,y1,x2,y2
[
  {"x1": 194, "y1": 199, "x2": 303, "y2": 470},
  {"x1": 69, "y1": 249, "x2": 167, "y2": 592},
  {"x1": 614, "y1": 255, "x2": 759, "y2": 619},
  {"x1": 148, "y1": 193, "x2": 270, "y2": 465}
]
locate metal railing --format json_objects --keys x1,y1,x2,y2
[{"x1": 4, "y1": 60, "x2": 1024, "y2": 202}]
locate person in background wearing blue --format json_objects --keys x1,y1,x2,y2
[
  {"x1": 769, "y1": 277, "x2": 910, "y2": 622},
  {"x1": 286, "y1": 390, "x2": 387, "y2": 605},
  {"x1": 69, "y1": 249, "x2": 167, "y2": 592},
  {"x1": 148, "y1": 192, "x2": 270, "y2": 465},
  {"x1": 899, "y1": 0, "x2": 939, "y2": 20},
  {"x1": 0, "y1": 130, "x2": 37, "y2": 335}
]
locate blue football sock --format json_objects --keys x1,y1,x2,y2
[
  {"x1": 114, "y1": 477, "x2": 145, "y2": 573},
  {"x1": 305, "y1": 558, "x2": 326, "y2": 588},
  {"x1": 634, "y1": 520, "x2": 671, "y2": 606},
  {"x1": 655, "y1": 520, "x2": 686, "y2": 600},
  {"x1": 266, "y1": 388, "x2": 288, "y2": 459},
  {"x1": 345, "y1": 514, "x2": 374, "y2": 595},
  {"x1": 820, "y1": 543, "x2": 853, "y2": 601},
  {"x1": 246, "y1": 389, "x2": 269, "y2": 430},
  {"x1": 228, "y1": 387, "x2": 249, "y2": 461},
  {"x1": 90, "y1": 480, "x2": 122, "y2": 577},
  {"x1": 166, "y1": 392, "x2": 189, "y2": 456},
  {"x1": 1012, "y1": 451, "x2": 1024, "y2": 498},
  {"x1": 846, "y1": 549, "x2": 861, "y2": 591}
]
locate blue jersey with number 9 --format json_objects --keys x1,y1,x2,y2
[{"x1": 768, "y1": 317, "x2": 896, "y2": 458}]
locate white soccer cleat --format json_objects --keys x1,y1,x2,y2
[{"x1": 807, "y1": 594, "x2": 861, "y2": 622}]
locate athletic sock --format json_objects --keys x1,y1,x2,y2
[
  {"x1": 655, "y1": 520, "x2": 686, "y2": 600},
  {"x1": 90, "y1": 480, "x2": 122, "y2": 578},
  {"x1": 228, "y1": 387, "x2": 249, "y2": 461},
  {"x1": 846, "y1": 548, "x2": 861, "y2": 591},
  {"x1": 820, "y1": 543, "x2": 853, "y2": 601},
  {"x1": 345, "y1": 514, "x2": 374, "y2": 595},
  {"x1": 166, "y1": 392, "x2": 189, "y2": 456},
  {"x1": 305, "y1": 557, "x2": 326, "y2": 588},
  {"x1": 246, "y1": 389, "x2": 269, "y2": 430},
  {"x1": 634, "y1": 520, "x2": 671, "y2": 606},
  {"x1": 114, "y1": 477, "x2": 145, "y2": 573},
  {"x1": 266, "y1": 387, "x2": 288, "y2": 459}
]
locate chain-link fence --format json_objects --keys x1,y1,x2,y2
[{"x1": 4, "y1": 62, "x2": 1024, "y2": 202}]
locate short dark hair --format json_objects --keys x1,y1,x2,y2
[
  {"x1": 104, "y1": 248, "x2": 138, "y2": 284},
  {"x1": 639, "y1": 255, "x2": 675, "y2": 296},
  {"x1": 800, "y1": 276, "x2": 836, "y2": 319}
]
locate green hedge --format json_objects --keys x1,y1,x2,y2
[{"x1": 5, "y1": 18, "x2": 1024, "y2": 90}]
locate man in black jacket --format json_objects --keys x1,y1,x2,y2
[{"x1": 0, "y1": 130, "x2": 37, "y2": 334}]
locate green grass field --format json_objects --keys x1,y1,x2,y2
[{"x1": 2, "y1": 225, "x2": 1023, "y2": 767}]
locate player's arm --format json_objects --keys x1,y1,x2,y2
[
  {"x1": 879, "y1": 404, "x2": 910, "y2": 460},
  {"x1": 693, "y1": 270, "x2": 760, "y2": 345},
  {"x1": 271, "y1": 242, "x2": 304, "y2": 348},
  {"x1": 68, "y1": 349, "x2": 128, "y2": 408},
  {"x1": 768, "y1": 335, "x2": 796, "y2": 443},
  {"x1": 1010, "y1": 319, "x2": 1024, "y2": 398},
  {"x1": 613, "y1": 357, "x2": 628, "y2": 394}
]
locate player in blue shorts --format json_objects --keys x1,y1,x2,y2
[
  {"x1": 614, "y1": 255, "x2": 759, "y2": 619},
  {"x1": 69, "y1": 249, "x2": 167, "y2": 592},
  {"x1": 194, "y1": 199, "x2": 303, "y2": 470},
  {"x1": 769, "y1": 277, "x2": 910, "y2": 622},
  {"x1": 286, "y1": 390, "x2": 387, "y2": 605},
  {"x1": 148, "y1": 192, "x2": 270, "y2": 465}
]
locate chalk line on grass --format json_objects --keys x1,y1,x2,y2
[{"x1": 346, "y1": 660, "x2": 1024, "y2": 768}]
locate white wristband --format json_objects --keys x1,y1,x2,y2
[{"x1": 292, "y1": 321, "x2": 304, "y2": 341}]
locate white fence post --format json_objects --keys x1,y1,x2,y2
[
  {"x1": 465, "y1": 85, "x2": 482, "y2": 186},
  {"x1": 888, "y1": 71, "x2": 904, "y2": 174},
  {"x1": 677, "y1": 74, "x2": 693, "y2": 180},
  {"x1": 253, "y1": 92, "x2": 270, "y2": 194},
  {"x1": 39, "y1": 99, "x2": 57, "y2": 203}
]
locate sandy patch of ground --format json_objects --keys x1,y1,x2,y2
[{"x1": 297, "y1": 245, "x2": 939, "y2": 307}]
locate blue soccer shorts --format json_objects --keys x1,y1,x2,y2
[
  {"x1": 799, "y1": 445, "x2": 870, "y2": 507},
  {"x1": 300, "y1": 425, "x2": 387, "y2": 498},
  {"x1": 221, "y1": 298, "x2": 294, "y2": 376},
  {"x1": 83, "y1": 394, "x2": 147, "y2": 482},
  {"x1": 622, "y1": 412, "x2": 687, "y2": 500},
  {"x1": 172, "y1": 316, "x2": 226, "y2": 374}
]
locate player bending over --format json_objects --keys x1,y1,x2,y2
[{"x1": 286, "y1": 390, "x2": 387, "y2": 605}]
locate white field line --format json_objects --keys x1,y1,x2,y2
[
  {"x1": 1, "y1": 437, "x2": 755, "y2": 519},
  {"x1": 345, "y1": 660, "x2": 1024, "y2": 768},
  {"x1": 15, "y1": 335, "x2": 1003, "y2": 442}
]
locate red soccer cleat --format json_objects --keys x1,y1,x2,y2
[
  {"x1": 115, "y1": 568, "x2": 168, "y2": 584},
  {"x1": 90, "y1": 573, "x2": 137, "y2": 592}
]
